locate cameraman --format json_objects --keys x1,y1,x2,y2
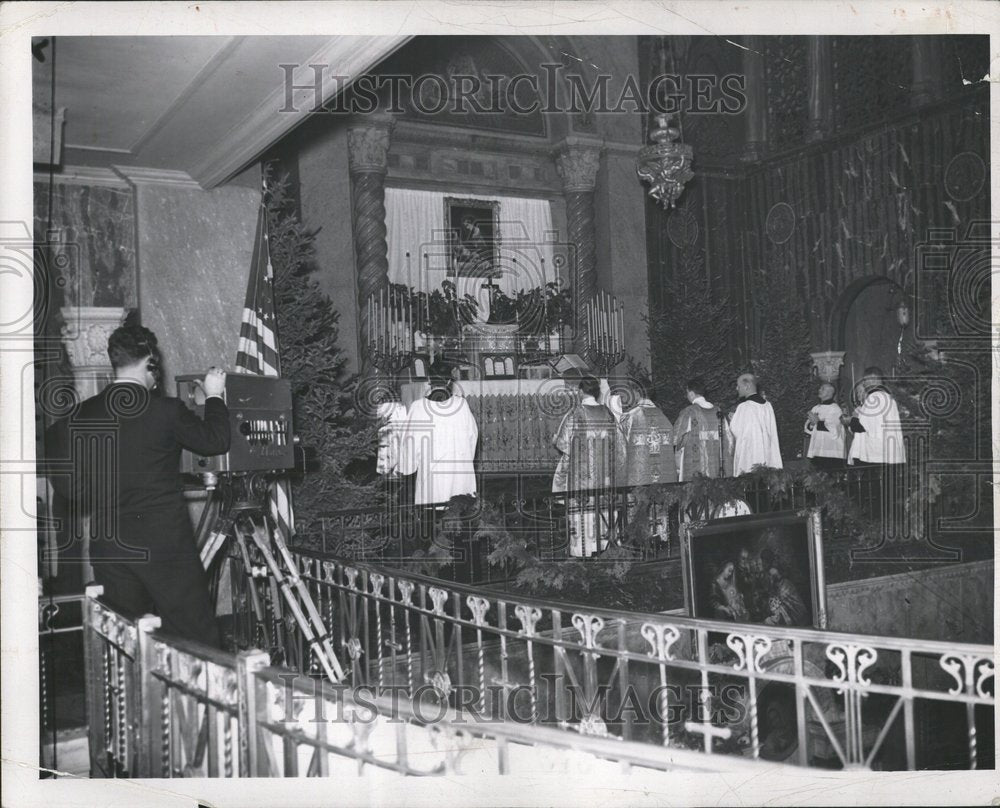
[{"x1": 47, "y1": 325, "x2": 230, "y2": 647}]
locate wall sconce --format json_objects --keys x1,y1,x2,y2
[{"x1": 895, "y1": 299, "x2": 911, "y2": 327}]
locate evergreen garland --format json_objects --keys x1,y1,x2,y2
[
  {"x1": 265, "y1": 170, "x2": 380, "y2": 538},
  {"x1": 483, "y1": 466, "x2": 880, "y2": 598}
]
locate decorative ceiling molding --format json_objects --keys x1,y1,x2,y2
[
  {"x1": 192, "y1": 35, "x2": 410, "y2": 189},
  {"x1": 34, "y1": 166, "x2": 127, "y2": 187},
  {"x1": 129, "y1": 36, "x2": 245, "y2": 155},
  {"x1": 111, "y1": 165, "x2": 200, "y2": 188}
]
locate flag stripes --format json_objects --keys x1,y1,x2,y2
[{"x1": 235, "y1": 191, "x2": 295, "y2": 542}]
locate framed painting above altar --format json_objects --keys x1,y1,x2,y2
[
  {"x1": 680, "y1": 509, "x2": 827, "y2": 629},
  {"x1": 445, "y1": 197, "x2": 500, "y2": 278}
]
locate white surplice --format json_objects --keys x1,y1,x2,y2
[
  {"x1": 398, "y1": 394, "x2": 479, "y2": 505},
  {"x1": 804, "y1": 401, "x2": 845, "y2": 460},
  {"x1": 848, "y1": 388, "x2": 906, "y2": 465},
  {"x1": 728, "y1": 395, "x2": 783, "y2": 475}
]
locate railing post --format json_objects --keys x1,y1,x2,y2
[
  {"x1": 135, "y1": 614, "x2": 162, "y2": 778},
  {"x1": 82, "y1": 585, "x2": 104, "y2": 777},
  {"x1": 237, "y1": 649, "x2": 270, "y2": 777}
]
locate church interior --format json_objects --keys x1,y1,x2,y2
[{"x1": 25, "y1": 30, "x2": 995, "y2": 783}]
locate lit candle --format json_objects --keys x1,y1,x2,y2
[{"x1": 618, "y1": 304, "x2": 624, "y2": 354}]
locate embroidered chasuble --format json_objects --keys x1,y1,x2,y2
[
  {"x1": 551, "y1": 402, "x2": 625, "y2": 494},
  {"x1": 620, "y1": 402, "x2": 676, "y2": 486},
  {"x1": 673, "y1": 401, "x2": 724, "y2": 480}
]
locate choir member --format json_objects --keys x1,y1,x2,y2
[
  {"x1": 727, "y1": 373, "x2": 783, "y2": 475},
  {"x1": 845, "y1": 367, "x2": 906, "y2": 467},
  {"x1": 804, "y1": 382, "x2": 845, "y2": 470}
]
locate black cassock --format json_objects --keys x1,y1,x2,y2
[{"x1": 46, "y1": 382, "x2": 230, "y2": 647}]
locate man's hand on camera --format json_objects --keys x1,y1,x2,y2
[{"x1": 202, "y1": 367, "x2": 227, "y2": 397}]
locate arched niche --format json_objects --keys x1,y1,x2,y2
[{"x1": 830, "y1": 275, "x2": 906, "y2": 392}]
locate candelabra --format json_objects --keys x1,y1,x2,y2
[
  {"x1": 366, "y1": 286, "x2": 415, "y2": 373},
  {"x1": 585, "y1": 291, "x2": 625, "y2": 374}
]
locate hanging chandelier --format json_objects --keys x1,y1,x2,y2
[{"x1": 637, "y1": 112, "x2": 694, "y2": 209}]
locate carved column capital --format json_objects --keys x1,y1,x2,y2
[
  {"x1": 347, "y1": 113, "x2": 396, "y2": 176},
  {"x1": 59, "y1": 306, "x2": 126, "y2": 399},
  {"x1": 553, "y1": 139, "x2": 603, "y2": 193}
]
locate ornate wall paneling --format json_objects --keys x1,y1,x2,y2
[
  {"x1": 764, "y1": 37, "x2": 809, "y2": 152},
  {"x1": 831, "y1": 37, "x2": 913, "y2": 135},
  {"x1": 739, "y1": 88, "x2": 987, "y2": 350}
]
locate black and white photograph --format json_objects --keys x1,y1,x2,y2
[{"x1": 1, "y1": 2, "x2": 997, "y2": 806}]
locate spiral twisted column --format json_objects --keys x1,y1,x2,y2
[
  {"x1": 554, "y1": 140, "x2": 602, "y2": 355},
  {"x1": 347, "y1": 114, "x2": 395, "y2": 374}
]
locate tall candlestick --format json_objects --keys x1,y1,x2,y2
[
  {"x1": 618, "y1": 304, "x2": 624, "y2": 355},
  {"x1": 602, "y1": 293, "x2": 610, "y2": 357}
]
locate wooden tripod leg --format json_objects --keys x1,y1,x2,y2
[
  {"x1": 245, "y1": 519, "x2": 346, "y2": 683},
  {"x1": 233, "y1": 524, "x2": 271, "y2": 649},
  {"x1": 267, "y1": 522, "x2": 346, "y2": 682}
]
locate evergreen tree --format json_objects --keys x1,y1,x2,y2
[
  {"x1": 749, "y1": 264, "x2": 815, "y2": 460},
  {"x1": 644, "y1": 242, "x2": 738, "y2": 416},
  {"x1": 265, "y1": 170, "x2": 380, "y2": 540}
]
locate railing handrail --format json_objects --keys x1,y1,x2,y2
[
  {"x1": 292, "y1": 549, "x2": 995, "y2": 657},
  {"x1": 250, "y1": 664, "x2": 794, "y2": 773}
]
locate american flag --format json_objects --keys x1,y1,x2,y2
[{"x1": 235, "y1": 188, "x2": 295, "y2": 541}]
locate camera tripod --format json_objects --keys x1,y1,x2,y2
[{"x1": 198, "y1": 472, "x2": 347, "y2": 684}]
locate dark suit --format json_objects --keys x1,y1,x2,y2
[{"x1": 47, "y1": 381, "x2": 230, "y2": 647}]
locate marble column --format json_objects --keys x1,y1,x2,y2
[
  {"x1": 347, "y1": 113, "x2": 394, "y2": 373},
  {"x1": 741, "y1": 37, "x2": 768, "y2": 162},
  {"x1": 806, "y1": 37, "x2": 833, "y2": 143},
  {"x1": 554, "y1": 138, "x2": 603, "y2": 355},
  {"x1": 57, "y1": 305, "x2": 126, "y2": 585},
  {"x1": 59, "y1": 306, "x2": 126, "y2": 399}
]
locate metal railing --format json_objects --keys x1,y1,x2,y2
[
  {"x1": 39, "y1": 591, "x2": 87, "y2": 772},
  {"x1": 82, "y1": 588, "x2": 793, "y2": 777},
  {"x1": 312, "y1": 466, "x2": 884, "y2": 585},
  {"x1": 229, "y1": 553, "x2": 994, "y2": 771}
]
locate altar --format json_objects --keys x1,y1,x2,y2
[{"x1": 401, "y1": 377, "x2": 567, "y2": 474}]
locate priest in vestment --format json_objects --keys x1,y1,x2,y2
[
  {"x1": 552, "y1": 375, "x2": 626, "y2": 557},
  {"x1": 727, "y1": 373, "x2": 783, "y2": 476},
  {"x1": 398, "y1": 365, "x2": 479, "y2": 506},
  {"x1": 673, "y1": 378, "x2": 725, "y2": 480},
  {"x1": 620, "y1": 391, "x2": 676, "y2": 486}
]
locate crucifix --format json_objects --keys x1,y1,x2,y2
[
  {"x1": 684, "y1": 718, "x2": 732, "y2": 753},
  {"x1": 481, "y1": 275, "x2": 501, "y2": 323}
]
